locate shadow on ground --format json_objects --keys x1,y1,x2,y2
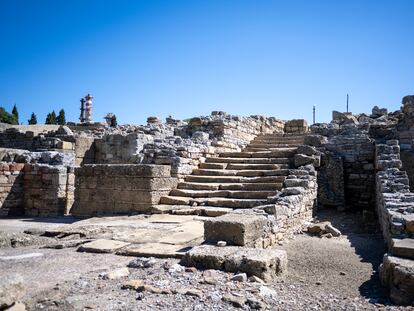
[{"x1": 315, "y1": 208, "x2": 390, "y2": 304}]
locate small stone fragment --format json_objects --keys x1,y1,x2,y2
[
  {"x1": 248, "y1": 275, "x2": 265, "y2": 284},
  {"x1": 222, "y1": 294, "x2": 246, "y2": 308},
  {"x1": 121, "y1": 279, "x2": 143, "y2": 290},
  {"x1": 325, "y1": 224, "x2": 342, "y2": 237},
  {"x1": 246, "y1": 297, "x2": 265, "y2": 310},
  {"x1": 185, "y1": 289, "x2": 203, "y2": 298},
  {"x1": 103, "y1": 267, "x2": 130, "y2": 280},
  {"x1": 231, "y1": 273, "x2": 247, "y2": 282},
  {"x1": 127, "y1": 257, "x2": 157, "y2": 269},
  {"x1": 217, "y1": 241, "x2": 227, "y2": 247}
]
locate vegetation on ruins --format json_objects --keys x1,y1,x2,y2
[
  {"x1": 28, "y1": 112, "x2": 37, "y2": 125},
  {"x1": 0, "y1": 106, "x2": 18, "y2": 124}
]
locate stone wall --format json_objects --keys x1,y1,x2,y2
[
  {"x1": 375, "y1": 140, "x2": 414, "y2": 305},
  {"x1": 74, "y1": 136, "x2": 96, "y2": 166},
  {"x1": 71, "y1": 164, "x2": 178, "y2": 217},
  {"x1": 142, "y1": 114, "x2": 285, "y2": 178},
  {"x1": 23, "y1": 164, "x2": 70, "y2": 216},
  {"x1": 284, "y1": 119, "x2": 308, "y2": 134},
  {"x1": 322, "y1": 128, "x2": 375, "y2": 211},
  {"x1": 0, "y1": 162, "x2": 25, "y2": 216}
]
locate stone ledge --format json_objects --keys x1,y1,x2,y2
[
  {"x1": 181, "y1": 245, "x2": 287, "y2": 282},
  {"x1": 380, "y1": 254, "x2": 414, "y2": 305},
  {"x1": 75, "y1": 164, "x2": 171, "y2": 178},
  {"x1": 203, "y1": 212, "x2": 267, "y2": 246}
]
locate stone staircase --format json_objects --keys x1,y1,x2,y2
[{"x1": 155, "y1": 133, "x2": 305, "y2": 215}]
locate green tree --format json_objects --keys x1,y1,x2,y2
[
  {"x1": 45, "y1": 112, "x2": 57, "y2": 124},
  {"x1": 57, "y1": 109, "x2": 66, "y2": 125},
  {"x1": 11, "y1": 104, "x2": 18, "y2": 124},
  {"x1": 0, "y1": 107, "x2": 18, "y2": 124},
  {"x1": 110, "y1": 114, "x2": 117, "y2": 127},
  {"x1": 45, "y1": 113, "x2": 52, "y2": 124},
  {"x1": 28, "y1": 112, "x2": 37, "y2": 125},
  {"x1": 50, "y1": 111, "x2": 57, "y2": 124}
]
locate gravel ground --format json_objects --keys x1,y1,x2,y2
[{"x1": 0, "y1": 210, "x2": 412, "y2": 310}]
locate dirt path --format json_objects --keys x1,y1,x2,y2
[{"x1": 0, "y1": 210, "x2": 410, "y2": 310}]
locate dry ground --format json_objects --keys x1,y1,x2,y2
[{"x1": 0, "y1": 209, "x2": 411, "y2": 310}]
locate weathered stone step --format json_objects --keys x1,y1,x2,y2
[
  {"x1": 392, "y1": 238, "x2": 414, "y2": 260},
  {"x1": 226, "y1": 163, "x2": 289, "y2": 170},
  {"x1": 160, "y1": 196, "x2": 267, "y2": 208},
  {"x1": 219, "y1": 148, "x2": 297, "y2": 158},
  {"x1": 185, "y1": 175, "x2": 286, "y2": 183},
  {"x1": 252, "y1": 135, "x2": 305, "y2": 142},
  {"x1": 178, "y1": 182, "x2": 283, "y2": 191},
  {"x1": 199, "y1": 163, "x2": 227, "y2": 169},
  {"x1": 206, "y1": 157, "x2": 290, "y2": 164},
  {"x1": 170, "y1": 189, "x2": 276, "y2": 199},
  {"x1": 192, "y1": 168, "x2": 289, "y2": 177},
  {"x1": 152, "y1": 204, "x2": 232, "y2": 217},
  {"x1": 244, "y1": 146, "x2": 300, "y2": 152},
  {"x1": 247, "y1": 143, "x2": 302, "y2": 148}
]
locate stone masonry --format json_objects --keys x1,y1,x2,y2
[{"x1": 71, "y1": 164, "x2": 178, "y2": 217}]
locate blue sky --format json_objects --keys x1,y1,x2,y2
[{"x1": 0, "y1": 0, "x2": 413, "y2": 125}]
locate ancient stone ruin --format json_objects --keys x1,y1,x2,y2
[{"x1": 1, "y1": 99, "x2": 414, "y2": 310}]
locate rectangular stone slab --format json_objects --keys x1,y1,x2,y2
[
  {"x1": 181, "y1": 245, "x2": 287, "y2": 282},
  {"x1": 204, "y1": 213, "x2": 267, "y2": 246},
  {"x1": 392, "y1": 238, "x2": 414, "y2": 260},
  {"x1": 77, "y1": 239, "x2": 130, "y2": 253},
  {"x1": 117, "y1": 243, "x2": 189, "y2": 258}
]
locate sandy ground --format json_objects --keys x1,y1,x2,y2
[{"x1": 0, "y1": 209, "x2": 411, "y2": 310}]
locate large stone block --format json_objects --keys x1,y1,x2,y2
[
  {"x1": 204, "y1": 213, "x2": 267, "y2": 246},
  {"x1": 380, "y1": 254, "x2": 414, "y2": 305},
  {"x1": 181, "y1": 245, "x2": 287, "y2": 281}
]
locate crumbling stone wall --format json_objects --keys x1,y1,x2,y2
[
  {"x1": 74, "y1": 136, "x2": 96, "y2": 166},
  {"x1": 375, "y1": 140, "x2": 414, "y2": 305},
  {"x1": 72, "y1": 164, "x2": 178, "y2": 217},
  {"x1": 142, "y1": 114, "x2": 285, "y2": 178},
  {"x1": 23, "y1": 164, "x2": 70, "y2": 216},
  {"x1": 311, "y1": 125, "x2": 375, "y2": 211},
  {"x1": 0, "y1": 162, "x2": 25, "y2": 216},
  {"x1": 284, "y1": 119, "x2": 308, "y2": 134}
]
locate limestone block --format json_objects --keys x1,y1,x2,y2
[
  {"x1": 392, "y1": 239, "x2": 414, "y2": 260},
  {"x1": 380, "y1": 254, "x2": 414, "y2": 305},
  {"x1": 204, "y1": 213, "x2": 267, "y2": 246},
  {"x1": 78, "y1": 239, "x2": 130, "y2": 253},
  {"x1": 181, "y1": 245, "x2": 287, "y2": 281}
]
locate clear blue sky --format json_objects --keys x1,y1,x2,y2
[{"x1": 0, "y1": 0, "x2": 413, "y2": 125}]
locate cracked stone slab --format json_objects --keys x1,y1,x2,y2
[{"x1": 77, "y1": 239, "x2": 130, "y2": 253}]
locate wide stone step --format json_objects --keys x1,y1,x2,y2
[
  {"x1": 192, "y1": 168, "x2": 289, "y2": 177},
  {"x1": 219, "y1": 148, "x2": 297, "y2": 158},
  {"x1": 152, "y1": 204, "x2": 232, "y2": 217},
  {"x1": 178, "y1": 182, "x2": 283, "y2": 191},
  {"x1": 199, "y1": 163, "x2": 227, "y2": 169},
  {"x1": 253, "y1": 138, "x2": 304, "y2": 143},
  {"x1": 185, "y1": 175, "x2": 286, "y2": 184},
  {"x1": 160, "y1": 196, "x2": 267, "y2": 208},
  {"x1": 226, "y1": 163, "x2": 289, "y2": 170},
  {"x1": 247, "y1": 143, "x2": 302, "y2": 148},
  {"x1": 392, "y1": 238, "x2": 414, "y2": 260},
  {"x1": 206, "y1": 157, "x2": 290, "y2": 164},
  {"x1": 244, "y1": 146, "x2": 300, "y2": 152},
  {"x1": 170, "y1": 189, "x2": 277, "y2": 199}
]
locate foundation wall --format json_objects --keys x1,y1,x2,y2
[{"x1": 71, "y1": 164, "x2": 178, "y2": 217}]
